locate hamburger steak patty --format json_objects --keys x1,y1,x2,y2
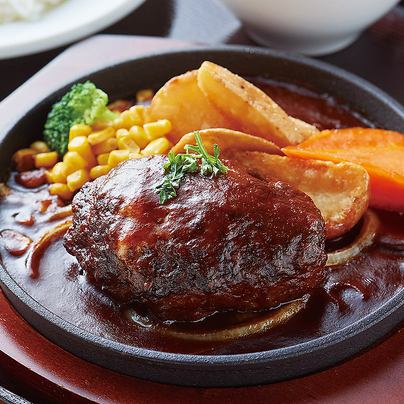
[{"x1": 64, "y1": 156, "x2": 327, "y2": 321}]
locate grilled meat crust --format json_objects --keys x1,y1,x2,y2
[{"x1": 64, "y1": 156, "x2": 326, "y2": 321}]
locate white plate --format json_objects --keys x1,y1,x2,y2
[{"x1": 0, "y1": 0, "x2": 145, "y2": 59}]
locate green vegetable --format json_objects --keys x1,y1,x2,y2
[
  {"x1": 43, "y1": 81, "x2": 118, "y2": 156},
  {"x1": 155, "y1": 131, "x2": 228, "y2": 204}
]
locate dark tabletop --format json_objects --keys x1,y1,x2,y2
[{"x1": 1, "y1": 0, "x2": 403, "y2": 104}]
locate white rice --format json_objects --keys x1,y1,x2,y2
[{"x1": 0, "y1": 0, "x2": 65, "y2": 23}]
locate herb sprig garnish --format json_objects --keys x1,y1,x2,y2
[{"x1": 155, "y1": 131, "x2": 228, "y2": 204}]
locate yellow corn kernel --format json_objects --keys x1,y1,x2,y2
[
  {"x1": 90, "y1": 165, "x2": 111, "y2": 180},
  {"x1": 113, "y1": 109, "x2": 142, "y2": 129},
  {"x1": 49, "y1": 183, "x2": 73, "y2": 201},
  {"x1": 91, "y1": 121, "x2": 111, "y2": 131},
  {"x1": 67, "y1": 169, "x2": 90, "y2": 192},
  {"x1": 97, "y1": 153, "x2": 110, "y2": 165},
  {"x1": 129, "y1": 105, "x2": 146, "y2": 124},
  {"x1": 129, "y1": 152, "x2": 142, "y2": 160},
  {"x1": 142, "y1": 137, "x2": 172, "y2": 156},
  {"x1": 115, "y1": 128, "x2": 129, "y2": 139},
  {"x1": 63, "y1": 151, "x2": 88, "y2": 172},
  {"x1": 68, "y1": 136, "x2": 96, "y2": 167},
  {"x1": 30, "y1": 141, "x2": 49, "y2": 153},
  {"x1": 92, "y1": 137, "x2": 118, "y2": 155},
  {"x1": 45, "y1": 170, "x2": 52, "y2": 183},
  {"x1": 12, "y1": 148, "x2": 37, "y2": 172},
  {"x1": 88, "y1": 127, "x2": 115, "y2": 146},
  {"x1": 47, "y1": 162, "x2": 69, "y2": 183},
  {"x1": 69, "y1": 124, "x2": 92, "y2": 140},
  {"x1": 108, "y1": 150, "x2": 130, "y2": 168},
  {"x1": 136, "y1": 89, "x2": 154, "y2": 103},
  {"x1": 117, "y1": 134, "x2": 140, "y2": 153},
  {"x1": 128, "y1": 125, "x2": 148, "y2": 148},
  {"x1": 34, "y1": 151, "x2": 58, "y2": 168},
  {"x1": 144, "y1": 119, "x2": 172, "y2": 141}
]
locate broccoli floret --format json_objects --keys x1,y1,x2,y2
[{"x1": 43, "y1": 81, "x2": 118, "y2": 156}]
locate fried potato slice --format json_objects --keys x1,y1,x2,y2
[
  {"x1": 197, "y1": 61, "x2": 319, "y2": 147},
  {"x1": 146, "y1": 70, "x2": 232, "y2": 144},
  {"x1": 290, "y1": 117, "x2": 319, "y2": 139},
  {"x1": 171, "y1": 128, "x2": 282, "y2": 157},
  {"x1": 232, "y1": 152, "x2": 369, "y2": 239}
]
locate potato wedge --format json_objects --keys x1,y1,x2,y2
[
  {"x1": 171, "y1": 128, "x2": 282, "y2": 157},
  {"x1": 232, "y1": 152, "x2": 369, "y2": 239},
  {"x1": 146, "y1": 70, "x2": 232, "y2": 143},
  {"x1": 290, "y1": 117, "x2": 319, "y2": 139},
  {"x1": 197, "y1": 61, "x2": 319, "y2": 147}
]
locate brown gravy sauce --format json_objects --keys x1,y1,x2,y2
[{"x1": 0, "y1": 81, "x2": 403, "y2": 355}]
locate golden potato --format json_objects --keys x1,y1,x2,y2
[
  {"x1": 290, "y1": 117, "x2": 319, "y2": 140},
  {"x1": 146, "y1": 70, "x2": 231, "y2": 144},
  {"x1": 171, "y1": 128, "x2": 282, "y2": 158},
  {"x1": 197, "y1": 61, "x2": 318, "y2": 147},
  {"x1": 233, "y1": 152, "x2": 369, "y2": 239}
]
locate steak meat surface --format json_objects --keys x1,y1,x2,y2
[{"x1": 64, "y1": 156, "x2": 326, "y2": 321}]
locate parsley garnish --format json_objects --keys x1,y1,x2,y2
[{"x1": 155, "y1": 131, "x2": 228, "y2": 204}]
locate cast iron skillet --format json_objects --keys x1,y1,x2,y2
[{"x1": 0, "y1": 46, "x2": 403, "y2": 387}]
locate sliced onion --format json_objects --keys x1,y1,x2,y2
[
  {"x1": 28, "y1": 220, "x2": 71, "y2": 278},
  {"x1": 47, "y1": 205, "x2": 72, "y2": 222},
  {"x1": 126, "y1": 307, "x2": 154, "y2": 328},
  {"x1": 326, "y1": 210, "x2": 379, "y2": 267},
  {"x1": 159, "y1": 299, "x2": 307, "y2": 342}
]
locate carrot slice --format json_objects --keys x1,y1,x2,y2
[{"x1": 283, "y1": 128, "x2": 404, "y2": 212}]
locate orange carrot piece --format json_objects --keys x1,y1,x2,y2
[{"x1": 283, "y1": 128, "x2": 404, "y2": 212}]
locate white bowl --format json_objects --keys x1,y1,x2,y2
[{"x1": 220, "y1": 0, "x2": 400, "y2": 55}]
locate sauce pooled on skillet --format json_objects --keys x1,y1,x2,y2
[{"x1": 0, "y1": 80, "x2": 402, "y2": 355}]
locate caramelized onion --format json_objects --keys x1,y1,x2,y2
[
  {"x1": 326, "y1": 210, "x2": 379, "y2": 267},
  {"x1": 28, "y1": 220, "x2": 71, "y2": 278},
  {"x1": 159, "y1": 299, "x2": 307, "y2": 342},
  {"x1": 47, "y1": 205, "x2": 72, "y2": 222},
  {"x1": 126, "y1": 308, "x2": 154, "y2": 328},
  {"x1": 0, "y1": 229, "x2": 32, "y2": 256}
]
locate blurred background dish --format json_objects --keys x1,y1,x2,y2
[
  {"x1": 0, "y1": 0, "x2": 65, "y2": 23},
  {"x1": 0, "y1": 0, "x2": 144, "y2": 59},
  {"x1": 219, "y1": 0, "x2": 401, "y2": 55}
]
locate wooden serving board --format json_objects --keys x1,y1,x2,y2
[{"x1": 0, "y1": 35, "x2": 403, "y2": 403}]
